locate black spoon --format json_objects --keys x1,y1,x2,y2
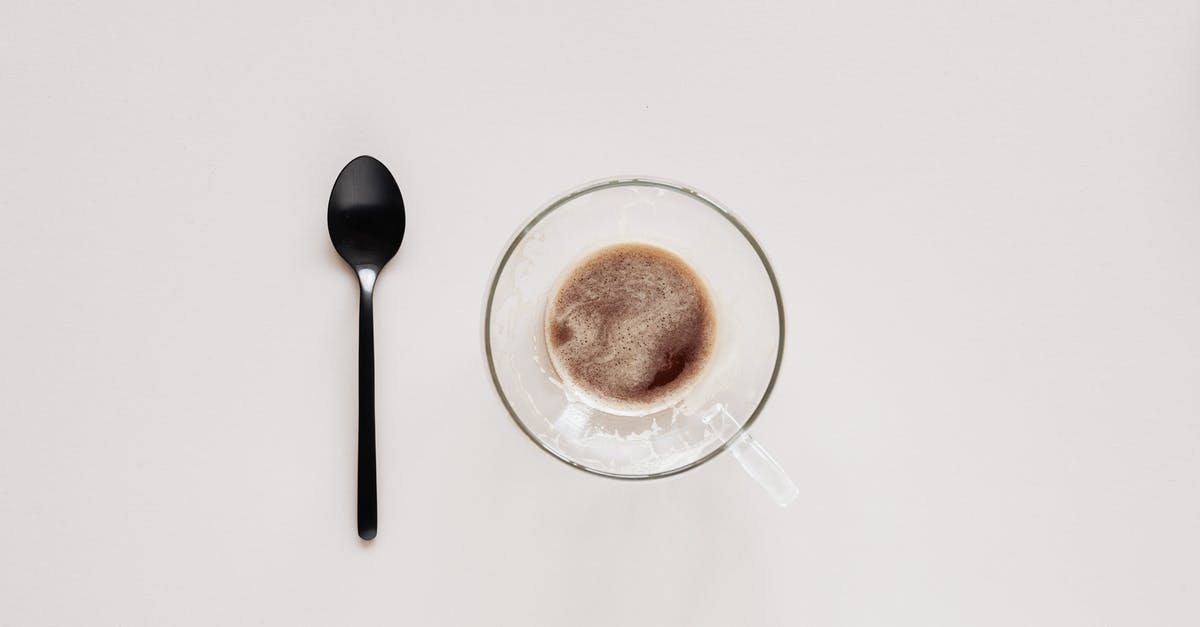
[{"x1": 327, "y1": 155, "x2": 405, "y2": 541}]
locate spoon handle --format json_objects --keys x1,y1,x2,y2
[{"x1": 356, "y1": 267, "x2": 378, "y2": 541}]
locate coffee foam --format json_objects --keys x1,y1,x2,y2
[{"x1": 544, "y1": 243, "x2": 716, "y2": 414}]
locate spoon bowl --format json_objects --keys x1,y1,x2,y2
[{"x1": 328, "y1": 156, "x2": 406, "y2": 268}]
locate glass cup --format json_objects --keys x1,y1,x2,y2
[{"x1": 483, "y1": 177, "x2": 796, "y2": 505}]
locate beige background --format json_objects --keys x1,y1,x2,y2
[{"x1": 1, "y1": 1, "x2": 1198, "y2": 625}]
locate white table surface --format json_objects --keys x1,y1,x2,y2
[{"x1": 2, "y1": 2, "x2": 1198, "y2": 625}]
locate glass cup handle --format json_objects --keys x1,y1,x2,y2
[{"x1": 729, "y1": 432, "x2": 798, "y2": 506}]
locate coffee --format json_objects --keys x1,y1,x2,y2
[{"x1": 544, "y1": 242, "x2": 716, "y2": 414}]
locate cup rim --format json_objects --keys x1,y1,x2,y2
[{"x1": 483, "y1": 176, "x2": 786, "y2": 480}]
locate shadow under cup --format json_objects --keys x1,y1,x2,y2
[{"x1": 485, "y1": 178, "x2": 785, "y2": 481}]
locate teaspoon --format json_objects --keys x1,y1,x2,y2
[{"x1": 327, "y1": 155, "x2": 406, "y2": 541}]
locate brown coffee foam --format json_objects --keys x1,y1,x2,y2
[{"x1": 545, "y1": 243, "x2": 715, "y2": 412}]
